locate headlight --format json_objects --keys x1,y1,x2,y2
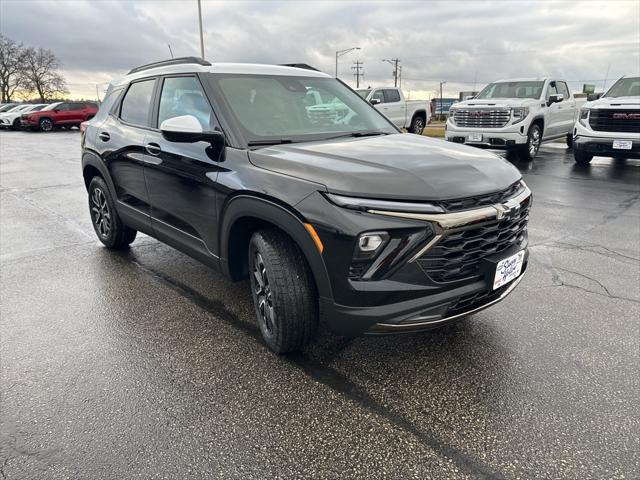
[
  {"x1": 579, "y1": 108, "x2": 590, "y2": 127},
  {"x1": 448, "y1": 108, "x2": 457, "y2": 123},
  {"x1": 511, "y1": 107, "x2": 529, "y2": 124}
]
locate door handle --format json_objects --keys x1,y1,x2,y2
[
  {"x1": 98, "y1": 132, "x2": 110, "y2": 142},
  {"x1": 145, "y1": 143, "x2": 161, "y2": 156}
]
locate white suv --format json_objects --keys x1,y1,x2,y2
[{"x1": 573, "y1": 76, "x2": 640, "y2": 164}]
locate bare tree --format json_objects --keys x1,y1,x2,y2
[
  {"x1": 0, "y1": 35, "x2": 27, "y2": 102},
  {"x1": 22, "y1": 47, "x2": 67, "y2": 102}
]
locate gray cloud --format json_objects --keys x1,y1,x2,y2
[{"x1": 2, "y1": 0, "x2": 638, "y2": 99}]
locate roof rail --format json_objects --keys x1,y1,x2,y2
[
  {"x1": 128, "y1": 57, "x2": 212, "y2": 75},
  {"x1": 279, "y1": 63, "x2": 321, "y2": 72}
]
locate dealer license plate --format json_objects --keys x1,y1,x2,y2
[
  {"x1": 613, "y1": 140, "x2": 632, "y2": 150},
  {"x1": 493, "y1": 250, "x2": 525, "y2": 290},
  {"x1": 467, "y1": 133, "x2": 483, "y2": 142}
]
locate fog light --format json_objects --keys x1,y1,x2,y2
[{"x1": 358, "y1": 233, "x2": 385, "y2": 252}]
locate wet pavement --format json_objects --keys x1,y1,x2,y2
[{"x1": 1, "y1": 130, "x2": 638, "y2": 479}]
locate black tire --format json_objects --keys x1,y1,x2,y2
[
  {"x1": 573, "y1": 149, "x2": 593, "y2": 165},
  {"x1": 39, "y1": 118, "x2": 53, "y2": 132},
  {"x1": 409, "y1": 115, "x2": 425, "y2": 135},
  {"x1": 88, "y1": 176, "x2": 137, "y2": 249},
  {"x1": 518, "y1": 123, "x2": 542, "y2": 161},
  {"x1": 566, "y1": 133, "x2": 573, "y2": 149},
  {"x1": 12, "y1": 118, "x2": 21, "y2": 130},
  {"x1": 248, "y1": 229, "x2": 318, "y2": 353}
]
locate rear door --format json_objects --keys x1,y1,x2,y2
[
  {"x1": 143, "y1": 74, "x2": 224, "y2": 260},
  {"x1": 382, "y1": 89, "x2": 405, "y2": 127},
  {"x1": 96, "y1": 77, "x2": 157, "y2": 232}
]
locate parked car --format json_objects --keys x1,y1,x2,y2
[
  {"x1": 446, "y1": 78, "x2": 586, "y2": 161},
  {"x1": 82, "y1": 57, "x2": 531, "y2": 353},
  {"x1": 573, "y1": 76, "x2": 640, "y2": 164},
  {"x1": 356, "y1": 87, "x2": 430, "y2": 134},
  {"x1": 24, "y1": 101, "x2": 99, "y2": 131},
  {"x1": 0, "y1": 104, "x2": 47, "y2": 129},
  {"x1": 0, "y1": 103, "x2": 18, "y2": 113}
]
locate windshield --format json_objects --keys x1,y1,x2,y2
[
  {"x1": 5, "y1": 105, "x2": 27, "y2": 113},
  {"x1": 42, "y1": 102, "x2": 62, "y2": 111},
  {"x1": 476, "y1": 81, "x2": 545, "y2": 100},
  {"x1": 30, "y1": 105, "x2": 46, "y2": 112},
  {"x1": 604, "y1": 77, "x2": 640, "y2": 98},
  {"x1": 210, "y1": 74, "x2": 396, "y2": 145},
  {"x1": 355, "y1": 89, "x2": 370, "y2": 98}
]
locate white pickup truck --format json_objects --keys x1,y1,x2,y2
[
  {"x1": 573, "y1": 76, "x2": 640, "y2": 164},
  {"x1": 446, "y1": 78, "x2": 585, "y2": 161},
  {"x1": 356, "y1": 87, "x2": 430, "y2": 135}
]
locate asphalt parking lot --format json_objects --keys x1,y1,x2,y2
[{"x1": 1, "y1": 130, "x2": 638, "y2": 479}]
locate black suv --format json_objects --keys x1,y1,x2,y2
[{"x1": 82, "y1": 57, "x2": 531, "y2": 353}]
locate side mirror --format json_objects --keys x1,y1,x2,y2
[
  {"x1": 587, "y1": 93, "x2": 602, "y2": 101},
  {"x1": 160, "y1": 115, "x2": 225, "y2": 159},
  {"x1": 53, "y1": 109, "x2": 59, "y2": 113},
  {"x1": 548, "y1": 94, "x2": 563, "y2": 105},
  {"x1": 369, "y1": 98, "x2": 381, "y2": 105},
  {"x1": 465, "y1": 95, "x2": 475, "y2": 100}
]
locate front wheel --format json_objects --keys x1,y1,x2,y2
[
  {"x1": 574, "y1": 149, "x2": 593, "y2": 165},
  {"x1": 409, "y1": 115, "x2": 425, "y2": 135},
  {"x1": 248, "y1": 229, "x2": 318, "y2": 353},
  {"x1": 39, "y1": 118, "x2": 54, "y2": 132},
  {"x1": 12, "y1": 118, "x2": 21, "y2": 130},
  {"x1": 566, "y1": 133, "x2": 573, "y2": 149},
  {"x1": 88, "y1": 176, "x2": 137, "y2": 249},
  {"x1": 518, "y1": 124, "x2": 542, "y2": 161}
]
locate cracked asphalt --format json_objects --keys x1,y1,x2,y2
[{"x1": 1, "y1": 130, "x2": 638, "y2": 479}]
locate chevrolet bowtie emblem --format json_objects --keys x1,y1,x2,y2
[{"x1": 494, "y1": 203, "x2": 520, "y2": 220}]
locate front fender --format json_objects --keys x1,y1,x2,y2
[{"x1": 219, "y1": 194, "x2": 333, "y2": 300}]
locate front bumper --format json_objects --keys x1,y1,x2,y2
[
  {"x1": 309, "y1": 185, "x2": 532, "y2": 336},
  {"x1": 445, "y1": 122, "x2": 528, "y2": 148},
  {"x1": 574, "y1": 134, "x2": 640, "y2": 159}
]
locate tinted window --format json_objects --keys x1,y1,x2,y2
[
  {"x1": 56, "y1": 104, "x2": 70, "y2": 111},
  {"x1": 383, "y1": 89, "x2": 401, "y2": 103},
  {"x1": 87, "y1": 102, "x2": 98, "y2": 109},
  {"x1": 92, "y1": 87, "x2": 123, "y2": 123},
  {"x1": 120, "y1": 79, "x2": 155, "y2": 126},
  {"x1": 158, "y1": 76, "x2": 213, "y2": 130},
  {"x1": 69, "y1": 102, "x2": 85, "y2": 110},
  {"x1": 370, "y1": 90, "x2": 385, "y2": 103}
]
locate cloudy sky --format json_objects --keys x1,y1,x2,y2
[{"x1": 2, "y1": 0, "x2": 639, "y2": 100}]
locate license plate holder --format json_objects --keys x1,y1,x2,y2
[
  {"x1": 491, "y1": 250, "x2": 525, "y2": 290},
  {"x1": 612, "y1": 140, "x2": 632, "y2": 150},
  {"x1": 467, "y1": 133, "x2": 483, "y2": 143}
]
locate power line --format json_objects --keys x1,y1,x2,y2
[
  {"x1": 382, "y1": 58, "x2": 400, "y2": 87},
  {"x1": 351, "y1": 60, "x2": 364, "y2": 88}
]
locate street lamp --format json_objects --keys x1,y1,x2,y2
[
  {"x1": 439, "y1": 81, "x2": 447, "y2": 121},
  {"x1": 335, "y1": 47, "x2": 360, "y2": 78}
]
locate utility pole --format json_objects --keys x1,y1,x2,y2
[
  {"x1": 398, "y1": 65, "x2": 403, "y2": 88},
  {"x1": 335, "y1": 47, "x2": 360, "y2": 78},
  {"x1": 351, "y1": 61, "x2": 364, "y2": 88},
  {"x1": 439, "y1": 82, "x2": 445, "y2": 121},
  {"x1": 197, "y1": 0, "x2": 205, "y2": 59},
  {"x1": 382, "y1": 59, "x2": 400, "y2": 87}
]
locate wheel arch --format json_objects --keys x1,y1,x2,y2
[
  {"x1": 411, "y1": 109, "x2": 427, "y2": 122},
  {"x1": 82, "y1": 151, "x2": 117, "y2": 197},
  {"x1": 220, "y1": 194, "x2": 333, "y2": 300},
  {"x1": 530, "y1": 116, "x2": 544, "y2": 134}
]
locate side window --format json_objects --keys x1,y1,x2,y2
[
  {"x1": 557, "y1": 82, "x2": 570, "y2": 100},
  {"x1": 546, "y1": 82, "x2": 558, "y2": 100},
  {"x1": 92, "y1": 87, "x2": 123, "y2": 123},
  {"x1": 69, "y1": 102, "x2": 85, "y2": 110},
  {"x1": 370, "y1": 90, "x2": 385, "y2": 104},
  {"x1": 56, "y1": 104, "x2": 69, "y2": 111},
  {"x1": 120, "y1": 79, "x2": 155, "y2": 126},
  {"x1": 383, "y1": 89, "x2": 401, "y2": 103},
  {"x1": 158, "y1": 76, "x2": 213, "y2": 130}
]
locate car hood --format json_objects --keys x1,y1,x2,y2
[
  {"x1": 248, "y1": 134, "x2": 522, "y2": 201},
  {"x1": 454, "y1": 98, "x2": 539, "y2": 109},
  {"x1": 586, "y1": 96, "x2": 640, "y2": 109}
]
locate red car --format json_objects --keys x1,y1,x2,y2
[{"x1": 24, "y1": 101, "x2": 99, "y2": 132}]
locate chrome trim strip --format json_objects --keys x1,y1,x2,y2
[
  {"x1": 367, "y1": 271, "x2": 525, "y2": 333},
  {"x1": 407, "y1": 234, "x2": 442, "y2": 263}
]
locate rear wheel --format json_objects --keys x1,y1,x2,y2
[
  {"x1": 574, "y1": 149, "x2": 593, "y2": 165},
  {"x1": 518, "y1": 123, "x2": 542, "y2": 161},
  {"x1": 88, "y1": 176, "x2": 137, "y2": 249},
  {"x1": 248, "y1": 229, "x2": 318, "y2": 353},
  {"x1": 409, "y1": 115, "x2": 425, "y2": 135},
  {"x1": 39, "y1": 118, "x2": 53, "y2": 132}
]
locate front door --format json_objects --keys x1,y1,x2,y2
[
  {"x1": 143, "y1": 74, "x2": 223, "y2": 263},
  {"x1": 544, "y1": 81, "x2": 564, "y2": 138}
]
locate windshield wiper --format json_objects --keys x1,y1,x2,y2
[
  {"x1": 324, "y1": 131, "x2": 390, "y2": 140},
  {"x1": 247, "y1": 139, "x2": 294, "y2": 147}
]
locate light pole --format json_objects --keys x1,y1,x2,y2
[
  {"x1": 439, "y1": 81, "x2": 447, "y2": 121},
  {"x1": 197, "y1": 0, "x2": 205, "y2": 59},
  {"x1": 335, "y1": 47, "x2": 360, "y2": 78}
]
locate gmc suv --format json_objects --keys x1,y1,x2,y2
[{"x1": 81, "y1": 57, "x2": 532, "y2": 353}]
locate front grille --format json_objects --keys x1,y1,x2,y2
[
  {"x1": 416, "y1": 197, "x2": 531, "y2": 283},
  {"x1": 453, "y1": 109, "x2": 511, "y2": 128},
  {"x1": 437, "y1": 182, "x2": 523, "y2": 212},
  {"x1": 589, "y1": 109, "x2": 640, "y2": 133}
]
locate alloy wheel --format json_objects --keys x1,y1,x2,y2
[
  {"x1": 413, "y1": 118, "x2": 424, "y2": 134},
  {"x1": 528, "y1": 128, "x2": 541, "y2": 157},
  {"x1": 91, "y1": 187, "x2": 111, "y2": 238},
  {"x1": 252, "y1": 252, "x2": 275, "y2": 335},
  {"x1": 40, "y1": 119, "x2": 53, "y2": 132}
]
